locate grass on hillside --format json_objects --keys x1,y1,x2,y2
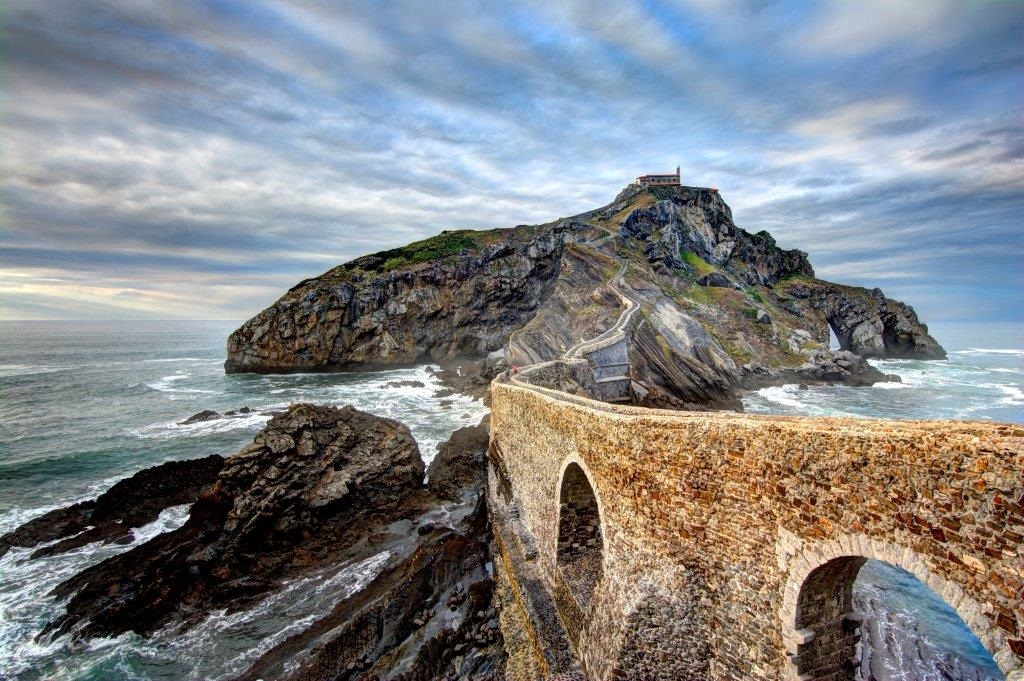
[{"x1": 681, "y1": 250, "x2": 714, "y2": 278}]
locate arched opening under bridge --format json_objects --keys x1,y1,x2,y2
[{"x1": 556, "y1": 462, "x2": 603, "y2": 608}]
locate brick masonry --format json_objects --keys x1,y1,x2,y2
[{"x1": 488, "y1": 378, "x2": 1024, "y2": 680}]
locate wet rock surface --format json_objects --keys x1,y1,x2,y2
[
  {"x1": 23, "y1": 405, "x2": 504, "y2": 678},
  {"x1": 238, "y1": 420, "x2": 502, "y2": 681},
  {"x1": 0, "y1": 454, "x2": 224, "y2": 559},
  {"x1": 42, "y1": 404, "x2": 428, "y2": 640}
]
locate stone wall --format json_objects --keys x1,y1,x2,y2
[{"x1": 488, "y1": 379, "x2": 1024, "y2": 680}]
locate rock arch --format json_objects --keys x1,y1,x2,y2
[
  {"x1": 780, "y1": 536, "x2": 1014, "y2": 680},
  {"x1": 555, "y1": 459, "x2": 605, "y2": 609}
]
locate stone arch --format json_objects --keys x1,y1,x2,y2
[
  {"x1": 780, "y1": 535, "x2": 1016, "y2": 680},
  {"x1": 555, "y1": 458, "x2": 605, "y2": 609}
]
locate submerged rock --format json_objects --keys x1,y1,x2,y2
[{"x1": 180, "y1": 409, "x2": 221, "y2": 425}]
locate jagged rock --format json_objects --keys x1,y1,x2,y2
[
  {"x1": 779, "y1": 280, "x2": 946, "y2": 359},
  {"x1": 0, "y1": 455, "x2": 224, "y2": 559},
  {"x1": 756, "y1": 309, "x2": 772, "y2": 325},
  {"x1": 626, "y1": 293, "x2": 742, "y2": 410},
  {"x1": 34, "y1": 406, "x2": 506, "y2": 679},
  {"x1": 42, "y1": 404, "x2": 426, "y2": 640},
  {"x1": 618, "y1": 189, "x2": 814, "y2": 285},
  {"x1": 427, "y1": 418, "x2": 490, "y2": 501},
  {"x1": 507, "y1": 244, "x2": 623, "y2": 366}
]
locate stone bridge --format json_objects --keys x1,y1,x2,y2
[{"x1": 487, "y1": 378, "x2": 1024, "y2": 680}]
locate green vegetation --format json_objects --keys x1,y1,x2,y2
[
  {"x1": 740, "y1": 306, "x2": 759, "y2": 319},
  {"x1": 381, "y1": 257, "x2": 409, "y2": 271},
  {"x1": 680, "y1": 250, "x2": 714, "y2": 278},
  {"x1": 345, "y1": 230, "x2": 480, "y2": 274},
  {"x1": 649, "y1": 185, "x2": 679, "y2": 201},
  {"x1": 775, "y1": 273, "x2": 816, "y2": 289},
  {"x1": 718, "y1": 338, "x2": 753, "y2": 364},
  {"x1": 747, "y1": 289, "x2": 765, "y2": 304}
]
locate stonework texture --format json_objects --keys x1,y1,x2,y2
[{"x1": 488, "y1": 380, "x2": 1024, "y2": 680}]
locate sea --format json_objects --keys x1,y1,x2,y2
[{"x1": 1, "y1": 320, "x2": 1020, "y2": 680}]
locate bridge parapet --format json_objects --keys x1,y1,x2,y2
[{"x1": 489, "y1": 378, "x2": 1024, "y2": 680}]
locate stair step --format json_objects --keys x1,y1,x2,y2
[{"x1": 595, "y1": 376, "x2": 630, "y2": 384}]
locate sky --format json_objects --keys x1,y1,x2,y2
[{"x1": 2, "y1": 1, "x2": 1022, "y2": 344}]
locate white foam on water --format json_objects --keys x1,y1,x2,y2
[
  {"x1": 129, "y1": 411, "x2": 273, "y2": 440},
  {"x1": 127, "y1": 550, "x2": 392, "y2": 680},
  {"x1": 0, "y1": 505, "x2": 191, "y2": 680},
  {"x1": 953, "y1": 348, "x2": 1024, "y2": 356},
  {"x1": 0, "y1": 364, "x2": 70, "y2": 377},
  {"x1": 995, "y1": 384, "x2": 1024, "y2": 405},
  {"x1": 872, "y1": 381, "x2": 909, "y2": 390},
  {"x1": 145, "y1": 372, "x2": 220, "y2": 397}
]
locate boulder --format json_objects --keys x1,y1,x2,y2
[{"x1": 43, "y1": 404, "x2": 426, "y2": 640}]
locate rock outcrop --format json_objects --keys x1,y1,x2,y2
[
  {"x1": 225, "y1": 228, "x2": 567, "y2": 373},
  {"x1": 225, "y1": 183, "x2": 945, "y2": 404},
  {"x1": 781, "y1": 280, "x2": 946, "y2": 359},
  {"x1": 617, "y1": 185, "x2": 815, "y2": 286},
  {"x1": 239, "y1": 419, "x2": 503, "y2": 681},
  {"x1": 43, "y1": 404, "x2": 427, "y2": 640},
  {"x1": 0, "y1": 455, "x2": 224, "y2": 559},
  {"x1": 26, "y1": 405, "x2": 506, "y2": 678},
  {"x1": 741, "y1": 349, "x2": 901, "y2": 389}
]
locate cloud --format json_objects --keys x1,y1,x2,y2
[{"x1": 1, "y1": 0, "x2": 1022, "y2": 330}]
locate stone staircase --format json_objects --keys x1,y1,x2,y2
[{"x1": 566, "y1": 263, "x2": 637, "y2": 403}]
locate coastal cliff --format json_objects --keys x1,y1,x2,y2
[{"x1": 226, "y1": 183, "x2": 944, "y2": 407}]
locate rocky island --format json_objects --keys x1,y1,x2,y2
[{"x1": 225, "y1": 182, "x2": 944, "y2": 410}]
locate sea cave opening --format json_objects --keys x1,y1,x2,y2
[
  {"x1": 556, "y1": 462, "x2": 604, "y2": 608},
  {"x1": 793, "y1": 557, "x2": 1004, "y2": 680}
]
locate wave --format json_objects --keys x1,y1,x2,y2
[
  {"x1": 130, "y1": 411, "x2": 273, "y2": 440},
  {"x1": 146, "y1": 372, "x2": 220, "y2": 396},
  {"x1": 953, "y1": 348, "x2": 1024, "y2": 356},
  {"x1": 0, "y1": 364, "x2": 70, "y2": 377},
  {"x1": 995, "y1": 384, "x2": 1024, "y2": 406},
  {"x1": 0, "y1": 505, "x2": 191, "y2": 680}
]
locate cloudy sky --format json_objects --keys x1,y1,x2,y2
[{"x1": 2, "y1": 1, "x2": 1022, "y2": 340}]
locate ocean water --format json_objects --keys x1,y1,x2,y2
[
  {"x1": 0, "y1": 320, "x2": 487, "y2": 679},
  {"x1": 0, "y1": 321, "x2": 1019, "y2": 679},
  {"x1": 743, "y1": 350, "x2": 1024, "y2": 424}
]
